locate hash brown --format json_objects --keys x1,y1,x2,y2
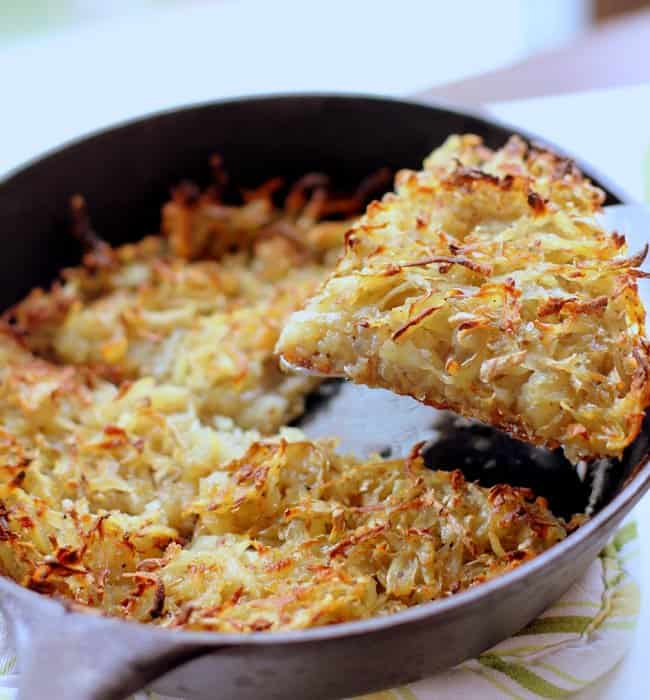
[{"x1": 277, "y1": 136, "x2": 650, "y2": 463}]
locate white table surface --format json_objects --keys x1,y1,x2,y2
[{"x1": 0, "y1": 4, "x2": 648, "y2": 695}]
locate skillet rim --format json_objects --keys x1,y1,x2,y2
[
  {"x1": 0, "y1": 92, "x2": 632, "y2": 204},
  {"x1": 0, "y1": 91, "x2": 646, "y2": 647}
]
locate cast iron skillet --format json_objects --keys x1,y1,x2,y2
[{"x1": 0, "y1": 94, "x2": 647, "y2": 700}]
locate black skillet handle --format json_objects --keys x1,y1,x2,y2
[{"x1": 0, "y1": 586, "x2": 210, "y2": 700}]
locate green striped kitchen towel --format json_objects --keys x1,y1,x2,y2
[{"x1": 0, "y1": 521, "x2": 640, "y2": 700}]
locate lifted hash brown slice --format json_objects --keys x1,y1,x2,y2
[{"x1": 277, "y1": 135, "x2": 650, "y2": 462}]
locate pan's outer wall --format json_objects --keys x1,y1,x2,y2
[{"x1": 0, "y1": 94, "x2": 623, "y2": 310}]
